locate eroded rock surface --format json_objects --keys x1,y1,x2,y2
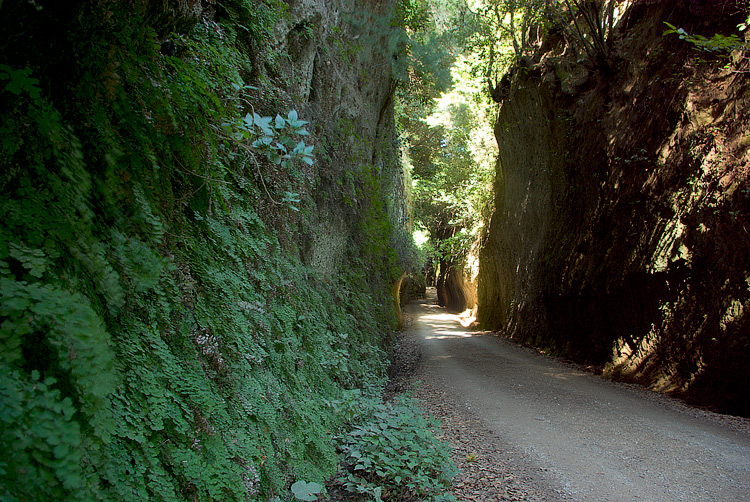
[{"x1": 478, "y1": 1, "x2": 750, "y2": 415}]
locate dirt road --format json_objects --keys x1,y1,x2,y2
[{"x1": 403, "y1": 290, "x2": 750, "y2": 502}]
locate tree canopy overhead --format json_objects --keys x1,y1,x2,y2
[
  {"x1": 394, "y1": 0, "x2": 503, "y2": 276},
  {"x1": 396, "y1": 0, "x2": 635, "y2": 275}
]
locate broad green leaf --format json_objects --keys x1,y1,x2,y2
[
  {"x1": 291, "y1": 480, "x2": 323, "y2": 501},
  {"x1": 254, "y1": 114, "x2": 273, "y2": 135}
]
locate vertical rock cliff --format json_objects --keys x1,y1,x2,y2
[
  {"x1": 0, "y1": 0, "x2": 412, "y2": 499},
  {"x1": 271, "y1": 0, "x2": 409, "y2": 278},
  {"x1": 479, "y1": 1, "x2": 750, "y2": 415}
]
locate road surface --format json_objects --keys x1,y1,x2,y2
[{"x1": 405, "y1": 290, "x2": 750, "y2": 502}]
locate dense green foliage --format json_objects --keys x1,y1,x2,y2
[
  {"x1": 337, "y1": 395, "x2": 457, "y2": 502},
  {"x1": 0, "y1": 0, "x2": 423, "y2": 499},
  {"x1": 664, "y1": 20, "x2": 749, "y2": 54},
  {"x1": 394, "y1": 0, "x2": 495, "y2": 288}
]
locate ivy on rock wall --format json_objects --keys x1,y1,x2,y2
[{"x1": 0, "y1": 0, "x2": 408, "y2": 499}]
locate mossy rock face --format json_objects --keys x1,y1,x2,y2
[{"x1": 0, "y1": 0, "x2": 413, "y2": 499}]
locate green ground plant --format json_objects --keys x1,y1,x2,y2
[{"x1": 337, "y1": 395, "x2": 457, "y2": 502}]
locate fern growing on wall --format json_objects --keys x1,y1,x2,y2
[{"x1": 0, "y1": 0, "x2": 404, "y2": 499}]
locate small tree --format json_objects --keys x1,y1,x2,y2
[{"x1": 558, "y1": 0, "x2": 620, "y2": 67}]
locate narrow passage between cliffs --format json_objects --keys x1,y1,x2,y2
[{"x1": 399, "y1": 288, "x2": 750, "y2": 502}]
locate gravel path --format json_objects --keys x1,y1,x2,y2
[{"x1": 390, "y1": 289, "x2": 750, "y2": 502}]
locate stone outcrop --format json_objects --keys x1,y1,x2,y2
[{"x1": 437, "y1": 262, "x2": 477, "y2": 314}]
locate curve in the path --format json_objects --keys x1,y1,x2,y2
[{"x1": 408, "y1": 292, "x2": 750, "y2": 502}]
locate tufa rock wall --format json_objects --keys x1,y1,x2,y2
[
  {"x1": 478, "y1": 1, "x2": 750, "y2": 415},
  {"x1": 0, "y1": 0, "x2": 411, "y2": 498},
  {"x1": 248, "y1": 0, "x2": 409, "y2": 280},
  {"x1": 436, "y1": 258, "x2": 478, "y2": 314}
]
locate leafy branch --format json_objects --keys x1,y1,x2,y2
[
  {"x1": 664, "y1": 21, "x2": 748, "y2": 54},
  {"x1": 235, "y1": 109, "x2": 314, "y2": 169},
  {"x1": 232, "y1": 109, "x2": 314, "y2": 211}
]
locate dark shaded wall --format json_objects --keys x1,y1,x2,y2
[{"x1": 478, "y1": 2, "x2": 750, "y2": 415}]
